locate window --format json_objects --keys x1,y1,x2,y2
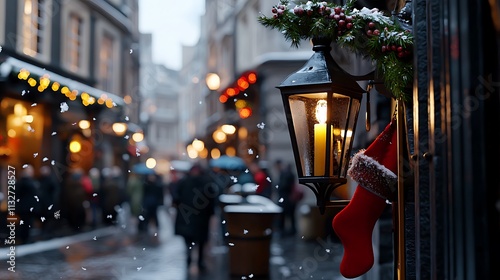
[
  {"x1": 99, "y1": 34, "x2": 114, "y2": 92},
  {"x1": 22, "y1": 0, "x2": 47, "y2": 57},
  {"x1": 67, "y1": 14, "x2": 83, "y2": 72}
]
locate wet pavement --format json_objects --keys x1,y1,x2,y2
[{"x1": 0, "y1": 205, "x2": 350, "y2": 280}]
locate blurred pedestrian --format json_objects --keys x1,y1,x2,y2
[
  {"x1": 100, "y1": 167, "x2": 124, "y2": 225},
  {"x1": 249, "y1": 161, "x2": 272, "y2": 198},
  {"x1": 138, "y1": 173, "x2": 163, "y2": 234},
  {"x1": 88, "y1": 167, "x2": 101, "y2": 228},
  {"x1": 275, "y1": 159, "x2": 298, "y2": 236},
  {"x1": 174, "y1": 163, "x2": 217, "y2": 271},
  {"x1": 127, "y1": 172, "x2": 143, "y2": 232},
  {"x1": 17, "y1": 164, "x2": 40, "y2": 244},
  {"x1": 37, "y1": 165, "x2": 60, "y2": 239},
  {"x1": 167, "y1": 168, "x2": 188, "y2": 214},
  {"x1": 61, "y1": 168, "x2": 87, "y2": 232}
]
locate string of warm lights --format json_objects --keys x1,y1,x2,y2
[
  {"x1": 17, "y1": 68, "x2": 119, "y2": 109},
  {"x1": 219, "y1": 71, "x2": 257, "y2": 119}
]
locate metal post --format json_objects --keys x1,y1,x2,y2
[{"x1": 396, "y1": 99, "x2": 406, "y2": 279}]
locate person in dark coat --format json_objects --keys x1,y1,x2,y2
[
  {"x1": 62, "y1": 169, "x2": 87, "y2": 232},
  {"x1": 37, "y1": 165, "x2": 60, "y2": 239},
  {"x1": 17, "y1": 165, "x2": 40, "y2": 244},
  {"x1": 275, "y1": 159, "x2": 298, "y2": 236},
  {"x1": 138, "y1": 173, "x2": 164, "y2": 233},
  {"x1": 174, "y1": 163, "x2": 216, "y2": 271},
  {"x1": 99, "y1": 167, "x2": 124, "y2": 225}
]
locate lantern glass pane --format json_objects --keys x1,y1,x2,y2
[
  {"x1": 339, "y1": 99, "x2": 360, "y2": 176},
  {"x1": 287, "y1": 92, "x2": 360, "y2": 178}
]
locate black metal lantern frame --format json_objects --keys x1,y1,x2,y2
[{"x1": 277, "y1": 37, "x2": 364, "y2": 213}]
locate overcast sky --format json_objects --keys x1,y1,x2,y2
[{"x1": 138, "y1": 0, "x2": 205, "y2": 70}]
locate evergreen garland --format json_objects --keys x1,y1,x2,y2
[{"x1": 258, "y1": 0, "x2": 413, "y2": 101}]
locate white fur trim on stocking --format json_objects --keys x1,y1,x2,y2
[{"x1": 347, "y1": 151, "x2": 397, "y2": 200}]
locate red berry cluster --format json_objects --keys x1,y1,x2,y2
[
  {"x1": 381, "y1": 44, "x2": 412, "y2": 58},
  {"x1": 328, "y1": 7, "x2": 354, "y2": 35},
  {"x1": 365, "y1": 21, "x2": 380, "y2": 37},
  {"x1": 271, "y1": 4, "x2": 286, "y2": 18}
]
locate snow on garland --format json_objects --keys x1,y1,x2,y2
[{"x1": 258, "y1": 0, "x2": 413, "y2": 101}]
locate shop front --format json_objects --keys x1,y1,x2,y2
[{"x1": 0, "y1": 56, "x2": 126, "y2": 234}]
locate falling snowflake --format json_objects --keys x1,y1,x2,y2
[
  {"x1": 19, "y1": 220, "x2": 24, "y2": 225},
  {"x1": 107, "y1": 215, "x2": 113, "y2": 219},
  {"x1": 225, "y1": 232, "x2": 229, "y2": 237},
  {"x1": 222, "y1": 220, "x2": 226, "y2": 224},
  {"x1": 279, "y1": 197, "x2": 284, "y2": 203},
  {"x1": 137, "y1": 267, "x2": 142, "y2": 271},
  {"x1": 125, "y1": 116, "x2": 129, "y2": 121},
  {"x1": 266, "y1": 177, "x2": 272, "y2": 182},
  {"x1": 228, "y1": 243, "x2": 235, "y2": 246},
  {"x1": 248, "y1": 149, "x2": 254, "y2": 154},
  {"x1": 51, "y1": 160, "x2": 55, "y2": 165},
  {"x1": 31, "y1": 103, "x2": 37, "y2": 107},
  {"x1": 22, "y1": 90, "x2": 27, "y2": 96},
  {"x1": 154, "y1": 233, "x2": 157, "y2": 237},
  {"x1": 129, "y1": 49, "x2": 133, "y2": 54},
  {"x1": 93, "y1": 236, "x2": 97, "y2": 241},
  {"x1": 138, "y1": 215, "x2": 145, "y2": 221},
  {"x1": 22, "y1": 164, "x2": 28, "y2": 168},
  {"x1": 136, "y1": 148, "x2": 141, "y2": 157},
  {"x1": 51, "y1": 132, "x2": 57, "y2": 136},
  {"x1": 0, "y1": 46, "x2": 2, "y2": 52},
  {"x1": 243, "y1": 229, "x2": 248, "y2": 235},
  {"x1": 34, "y1": 196, "x2": 39, "y2": 202},
  {"x1": 93, "y1": 193, "x2": 98, "y2": 197},
  {"x1": 257, "y1": 122, "x2": 266, "y2": 129},
  {"x1": 33, "y1": 153, "x2": 38, "y2": 158},
  {"x1": 81, "y1": 267, "x2": 86, "y2": 270},
  {"x1": 27, "y1": 125, "x2": 35, "y2": 132},
  {"x1": 60, "y1": 102, "x2": 69, "y2": 112},
  {"x1": 54, "y1": 210, "x2": 61, "y2": 219},
  {"x1": 249, "y1": 274, "x2": 254, "y2": 278},
  {"x1": 48, "y1": 204, "x2": 53, "y2": 210},
  {"x1": 30, "y1": 207, "x2": 34, "y2": 212},
  {"x1": 66, "y1": 246, "x2": 69, "y2": 249},
  {"x1": 40, "y1": 217, "x2": 46, "y2": 222},
  {"x1": 124, "y1": 135, "x2": 130, "y2": 139},
  {"x1": 43, "y1": 157, "x2": 49, "y2": 162},
  {"x1": 325, "y1": 249, "x2": 331, "y2": 253}
]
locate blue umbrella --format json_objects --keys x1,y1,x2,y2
[
  {"x1": 209, "y1": 155, "x2": 246, "y2": 170},
  {"x1": 132, "y1": 163, "x2": 156, "y2": 174}
]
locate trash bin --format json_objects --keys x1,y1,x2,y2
[
  {"x1": 298, "y1": 200, "x2": 350, "y2": 241},
  {"x1": 223, "y1": 196, "x2": 282, "y2": 278}
]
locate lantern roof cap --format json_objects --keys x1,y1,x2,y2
[{"x1": 277, "y1": 42, "x2": 364, "y2": 97}]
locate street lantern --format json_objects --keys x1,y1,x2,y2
[{"x1": 277, "y1": 37, "x2": 364, "y2": 213}]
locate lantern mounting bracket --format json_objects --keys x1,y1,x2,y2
[{"x1": 299, "y1": 179, "x2": 348, "y2": 214}]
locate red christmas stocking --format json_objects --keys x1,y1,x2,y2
[
  {"x1": 332, "y1": 186, "x2": 387, "y2": 278},
  {"x1": 332, "y1": 120, "x2": 398, "y2": 278}
]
